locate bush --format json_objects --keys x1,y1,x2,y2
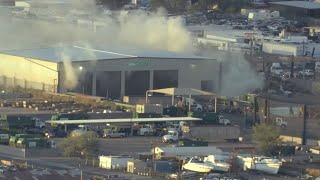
[
  {"x1": 252, "y1": 124, "x2": 282, "y2": 156},
  {"x1": 59, "y1": 131, "x2": 99, "y2": 158}
]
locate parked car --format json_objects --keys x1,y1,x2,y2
[
  {"x1": 45, "y1": 128, "x2": 67, "y2": 138},
  {"x1": 0, "y1": 166, "x2": 7, "y2": 172},
  {"x1": 103, "y1": 130, "x2": 126, "y2": 138},
  {"x1": 6, "y1": 165, "x2": 17, "y2": 171},
  {"x1": 299, "y1": 69, "x2": 314, "y2": 76}
]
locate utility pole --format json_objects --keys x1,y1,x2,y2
[
  {"x1": 302, "y1": 104, "x2": 307, "y2": 145},
  {"x1": 218, "y1": 61, "x2": 223, "y2": 94},
  {"x1": 152, "y1": 140, "x2": 156, "y2": 179},
  {"x1": 253, "y1": 96, "x2": 257, "y2": 125}
]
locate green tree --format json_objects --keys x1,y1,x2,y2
[
  {"x1": 252, "y1": 124, "x2": 282, "y2": 156},
  {"x1": 59, "y1": 131, "x2": 99, "y2": 158}
]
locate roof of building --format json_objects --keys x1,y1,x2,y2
[
  {"x1": 155, "y1": 146, "x2": 223, "y2": 154},
  {"x1": 205, "y1": 30, "x2": 262, "y2": 39},
  {"x1": 269, "y1": 1, "x2": 320, "y2": 10},
  {"x1": 0, "y1": 46, "x2": 212, "y2": 62},
  {"x1": 46, "y1": 117, "x2": 202, "y2": 125}
]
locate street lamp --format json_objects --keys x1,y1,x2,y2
[
  {"x1": 145, "y1": 90, "x2": 152, "y2": 104},
  {"x1": 78, "y1": 66, "x2": 84, "y2": 94}
]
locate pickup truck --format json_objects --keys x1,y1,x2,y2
[
  {"x1": 276, "y1": 117, "x2": 288, "y2": 128},
  {"x1": 103, "y1": 130, "x2": 126, "y2": 138}
]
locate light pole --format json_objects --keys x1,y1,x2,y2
[{"x1": 79, "y1": 66, "x2": 85, "y2": 94}]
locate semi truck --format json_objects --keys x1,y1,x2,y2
[
  {"x1": 0, "y1": 115, "x2": 45, "y2": 130},
  {"x1": 50, "y1": 112, "x2": 89, "y2": 120},
  {"x1": 189, "y1": 112, "x2": 232, "y2": 125},
  {"x1": 182, "y1": 125, "x2": 240, "y2": 142}
]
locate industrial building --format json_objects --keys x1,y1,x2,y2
[
  {"x1": 248, "y1": 10, "x2": 280, "y2": 21},
  {"x1": 262, "y1": 41, "x2": 320, "y2": 57},
  {"x1": 269, "y1": 1, "x2": 320, "y2": 19},
  {"x1": 197, "y1": 30, "x2": 262, "y2": 52},
  {"x1": 0, "y1": 46, "x2": 218, "y2": 99}
]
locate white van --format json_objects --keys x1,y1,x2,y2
[{"x1": 315, "y1": 62, "x2": 320, "y2": 72}]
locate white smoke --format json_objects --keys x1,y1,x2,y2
[
  {"x1": 57, "y1": 51, "x2": 78, "y2": 89},
  {"x1": 205, "y1": 50, "x2": 264, "y2": 96},
  {"x1": 221, "y1": 52, "x2": 264, "y2": 97},
  {"x1": 0, "y1": 0, "x2": 262, "y2": 97}
]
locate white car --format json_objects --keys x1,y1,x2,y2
[
  {"x1": 270, "y1": 66, "x2": 283, "y2": 75},
  {"x1": 299, "y1": 69, "x2": 314, "y2": 76}
]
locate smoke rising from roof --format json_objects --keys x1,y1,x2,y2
[
  {"x1": 0, "y1": 1, "x2": 262, "y2": 96},
  {"x1": 0, "y1": 1, "x2": 192, "y2": 90}
]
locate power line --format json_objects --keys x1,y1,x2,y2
[{"x1": 24, "y1": 57, "x2": 58, "y2": 73}]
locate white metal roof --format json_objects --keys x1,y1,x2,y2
[
  {"x1": 270, "y1": 1, "x2": 320, "y2": 9},
  {"x1": 46, "y1": 117, "x2": 202, "y2": 124},
  {"x1": 0, "y1": 45, "x2": 212, "y2": 62}
]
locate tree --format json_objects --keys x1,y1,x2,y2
[
  {"x1": 252, "y1": 124, "x2": 282, "y2": 156},
  {"x1": 59, "y1": 131, "x2": 99, "y2": 158}
]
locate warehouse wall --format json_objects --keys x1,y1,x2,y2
[
  {"x1": 0, "y1": 54, "x2": 58, "y2": 92},
  {"x1": 262, "y1": 43, "x2": 301, "y2": 56},
  {"x1": 58, "y1": 57, "x2": 219, "y2": 97}
]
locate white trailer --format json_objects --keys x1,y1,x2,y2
[
  {"x1": 99, "y1": 155, "x2": 133, "y2": 169},
  {"x1": 183, "y1": 125, "x2": 240, "y2": 142}
]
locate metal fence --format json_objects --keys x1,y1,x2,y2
[{"x1": 0, "y1": 75, "x2": 56, "y2": 93}]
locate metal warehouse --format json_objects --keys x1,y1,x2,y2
[
  {"x1": 0, "y1": 46, "x2": 218, "y2": 99},
  {"x1": 269, "y1": 1, "x2": 320, "y2": 19}
]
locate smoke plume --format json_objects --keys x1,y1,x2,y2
[
  {"x1": 0, "y1": 0, "x2": 262, "y2": 97},
  {"x1": 57, "y1": 51, "x2": 78, "y2": 89},
  {"x1": 204, "y1": 50, "x2": 264, "y2": 96},
  {"x1": 221, "y1": 53, "x2": 263, "y2": 96}
]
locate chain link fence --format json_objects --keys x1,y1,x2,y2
[{"x1": 0, "y1": 75, "x2": 57, "y2": 93}]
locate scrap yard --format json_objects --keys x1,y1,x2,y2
[{"x1": 0, "y1": 0, "x2": 320, "y2": 179}]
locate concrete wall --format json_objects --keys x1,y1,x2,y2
[
  {"x1": 0, "y1": 145, "x2": 25, "y2": 158},
  {"x1": 262, "y1": 43, "x2": 301, "y2": 56},
  {"x1": 0, "y1": 54, "x2": 58, "y2": 92},
  {"x1": 0, "y1": 145, "x2": 64, "y2": 158},
  {"x1": 25, "y1": 148, "x2": 63, "y2": 158}
]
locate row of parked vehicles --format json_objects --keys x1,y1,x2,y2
[{"x1": 0, "y1": 165, "x2": 17, "y2": 172}]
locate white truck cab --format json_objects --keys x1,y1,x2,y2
[
  {"x1": 71, "y1": 125, "x2": 90, "y2": 137},
  {"x1": 162, "y1": 130, "x2": 179, "y2": 143},
  {"x1": 167, "y1": 124, "x2": 181, "y2": 132},
  {"x1": 32, "y1": 117, "x2": 46, "y2": 129},
  {"x1": 137, "y1": 124, "x2": 154, "y2": 136},
  {"x1": 270, "y1": 66, "x2": 283, "y2": 75},
  {"x1": 184, "y1": 97, "x2": 203, "y2": 111},
  {"x1": 218, "y1": 116, "x2": 231, "y2": 125}
]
